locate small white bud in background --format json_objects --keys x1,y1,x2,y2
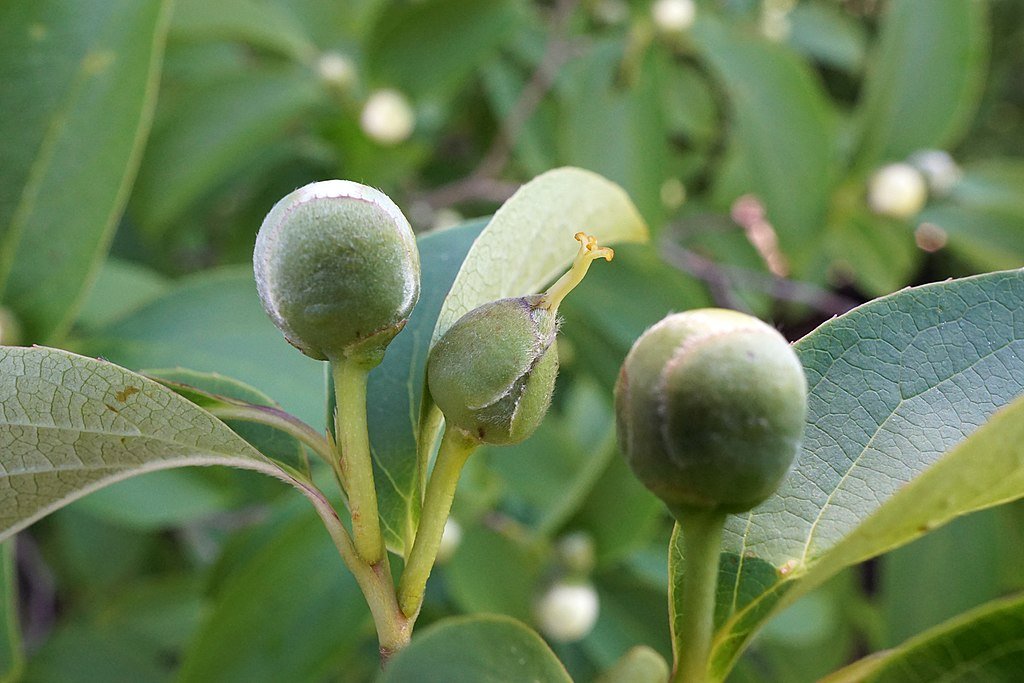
[
  {"x1": 432, "y1": 208, "x2": 464, "y2": 231},
  {"x1": 317, "y1": 52, "x2": 356, "y2": 90},
  {"x1": 535, "y1": 581, "x2": 600, "y2": 643},
  {"x1": 435, "y1": 518, "x2": 462, "y2": 564},
  {"x1": 868, "y1": 163, "x2": 928, "y2": 219},
  {"x1": 908, "y1": 150, "x2": 962, "y2": 197},
  {"x1": 360, "y1": 89, "x2": 415, "y2": 146},
  {"x1": 652, "y1": 0, "x2": 696, "y2": 33},
  {"x1": 660, "y1": 178, "x2": 687, "y2": 211},
  {"x1": 556, "y1": 531, "x2": 596, "y2": 575}
]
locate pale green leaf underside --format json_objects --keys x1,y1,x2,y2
[
  {"x1": 432, "y1": 167, "x2": 649, "y2": 344},
  {"x1": 0, "y1": 346, "x2": 293, "y2": 541},
  {"x1": 670, "y1": 269, "x2": 1024, "y2": 678},
  {"x1": 823, "y1": 593, "x2": 1024, "y2": 683}
]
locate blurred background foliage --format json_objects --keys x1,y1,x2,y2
[{"x1": 2, "y1": 0, "x2": 1024, "y2": 681}]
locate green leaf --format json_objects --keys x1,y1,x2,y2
[
  {"x1": 73, "y1": 259, "x2": 169, "y2": 332},
  {"x1": 366, "y1": 221, "x2": 484, "y2": 553},
  {"x1": 556, "y1": 41, "x2": 673, "y2": 227},
  {"x1": 822, "y1": 593, "x2": 1024, "y2": 683},
  {"x1": 853, "y1": 0, "x2": 988, "y2": 168},
  {"x1": 786, "y1": 1, "x2": 867, "y2": 73},
  {"x1": 0, "y1": 0, "x2": 172, "y2": 343},
  {"x1": 0, "y1": 542, "x2": 21, "y2": 683},
  {"x1": 433, "y1": 167, "x2": 649, "y2": 343},
  {"x1": 372, "y1": 169, "x2": 647, "y2": 555},
  {"x1": 486, "y1": 379, "x2": 616, "y2": 535},
  {"x1": 379, "y1": 614, "x2": 572, "y2": 683},
  {"x1": 666, "y1": 270, "x2": 1024, "y2": 679},
  {"x1": 178, "y1": 509, "x2": 372, "y2": 683},
  {"x1": 0, "y1": 345, "x2": 301, "y2": 541},
  {"x1": 691, "y1": 15, "x2": 835, "y2": 273},
  {"x1": 828, "y1": 209, "x2": 920, "y2": 297},
  {"x1": 595, "y1": 646, "x2": 669, "y2": 683},
  {"x1": 918, "y1": 160, "x2": 1024, "y2": 272},
  {"x1": 170, "y1": 0, "x2": 315, "y2": 61},
  {"x1": 443, "y1": 522, "x2": 543, "y2": 623},
  {"x1": 366, "y1": 0, "x2": 523, "y2": 99},
  {"x1": 75, "y1": 267, "x2": 325, "y2": 430},
  {"x1": 130, "y1": 68, "x2": 321, "y2": 234}
]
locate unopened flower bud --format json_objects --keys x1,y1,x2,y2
[
  {"x1": 428, "y1": 233, "x2": 612, "y2": 445},
  {"x1": 615, "y1": 309, "x2": 807, "y2": 515},
  {"x1": 652, "y1": 0, "x2": 696, "y2": 33},
  {"x1": 253, "y1": 180, "x2": 420, "y2": 364}
]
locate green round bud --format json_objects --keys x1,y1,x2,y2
[
  {"x1": 254, "y1": 180, "x2": 420, "y2": 363},
  {"x1": 428, "y1": 295, "x2": 559, "y2": 445},
  {"x1": 615, "y1": 309, "x2": 807, "y2": 515}
]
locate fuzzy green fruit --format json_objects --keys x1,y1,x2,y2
[
  {"x1": 428, "y1": 295, "x2": 559, "y2": 445},
  {"x1": 615, "y1": 309, "x2": 807, "y2": 515},
  {"x1": 428, "y1": 232, "x2": 612, "y2": 445},
  {"x1": 254, "y1": 180, "x2": 419, "y2": 364}
]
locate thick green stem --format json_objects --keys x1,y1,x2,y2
[
  {"x1": 332, "y1": 359, "x2": 385, "y2": 566},
  {"x1": 673, "y1": 510, "x2": 726, "y2": 683},
  {"x1": 298, "y1": 478, "x2": 409, "y2": 661},
  {"x1": 398, "y1": 427, "x2": 477, "y2": 618}
]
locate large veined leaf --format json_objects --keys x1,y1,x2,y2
[
  {"x1": 823, "y1": 593, "x2": 1024, "y2": 682},
  {"x1": 0, "y1": 346, "x2": 308, "y2": 541},
  {"x1": 666, "y1": 269, "x2": 1024, "y2": 679},
  {"x1": 0, "y1": 0, "x2": 172, "y2": 343},
  {"x1": 370, "y1": 169, "x2": 647, "y2": 555},
  {"x1": 690, "y1": 15, "x2": 836, "y2": 273},
  {"x1": 853, "y1": 0, "x2": 988, "y2": 168},
  {"x1": 433, "y1": 167, "x2": 649, "y2": 342},
  {"x1": 379, "y1": 615, "x2": 571, "y2": 683}
]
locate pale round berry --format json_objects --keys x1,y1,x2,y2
[
  {"x1": 535, "y1": 582, "x2": 600, "y2": 643},
  {"x1": 652, "y1": 0, "x2": 696, "y2": 33},
  {"x1": 868, "y1": 163, "x2": 928, "y2": 218},
  {"x1": 360, "y1": 89, "x2": 415, "y2": 145}
]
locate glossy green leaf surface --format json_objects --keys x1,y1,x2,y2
[
  {"x1": 178, "y1": 509, "x2": 371, "y2": 683},
  {"x1": 666, "y1": 270, "x2": 1024, "y2": 679},
  {"x1": 130, "y1": 68, "x2": 321, "y2": 234},
  {"x1": 0, "y1": 346, "x2": 298, "y2": 541},
  {"x1": 0, "y1": 0, "x2": 172, "y2": 343},
  {"x1": 823, "y1": 593, "x2": 1024, "y2": 682},
  {"x1": 366, "y1": 221, "x2": 483, "y2": 553},
  {"x1": 691, "y1": 15, "x2": 835, "y2": 271},
  {"x1": 366, "y1": 0, "x2": 522, "y2": 100},
  {"x1": 853, "y1": 0, "x2": 988, "y2": 168},
  {"x1": 0, "y1": 542, "x2": 21, "y2": 683},
  {"x1": 595, "y1": 646, "x2": 669, "y2": 683},
  {"x1": 170, "y1": 0, "x2": 315, "y2": 61},
  {"x1": 380, "y1": 615, "x2": 571, "y2": 683}
]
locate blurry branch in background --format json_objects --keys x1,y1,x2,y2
[
  {"x1": 659, "y1": 233, "x2": 859, "y2": 318},
  {"x1": 422, "y1": 0, "x2": 580, "y2": 210}
]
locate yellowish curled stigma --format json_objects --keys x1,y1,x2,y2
[{"x1": 541, "y1": 231, "x2": 614, "y2": 311}]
